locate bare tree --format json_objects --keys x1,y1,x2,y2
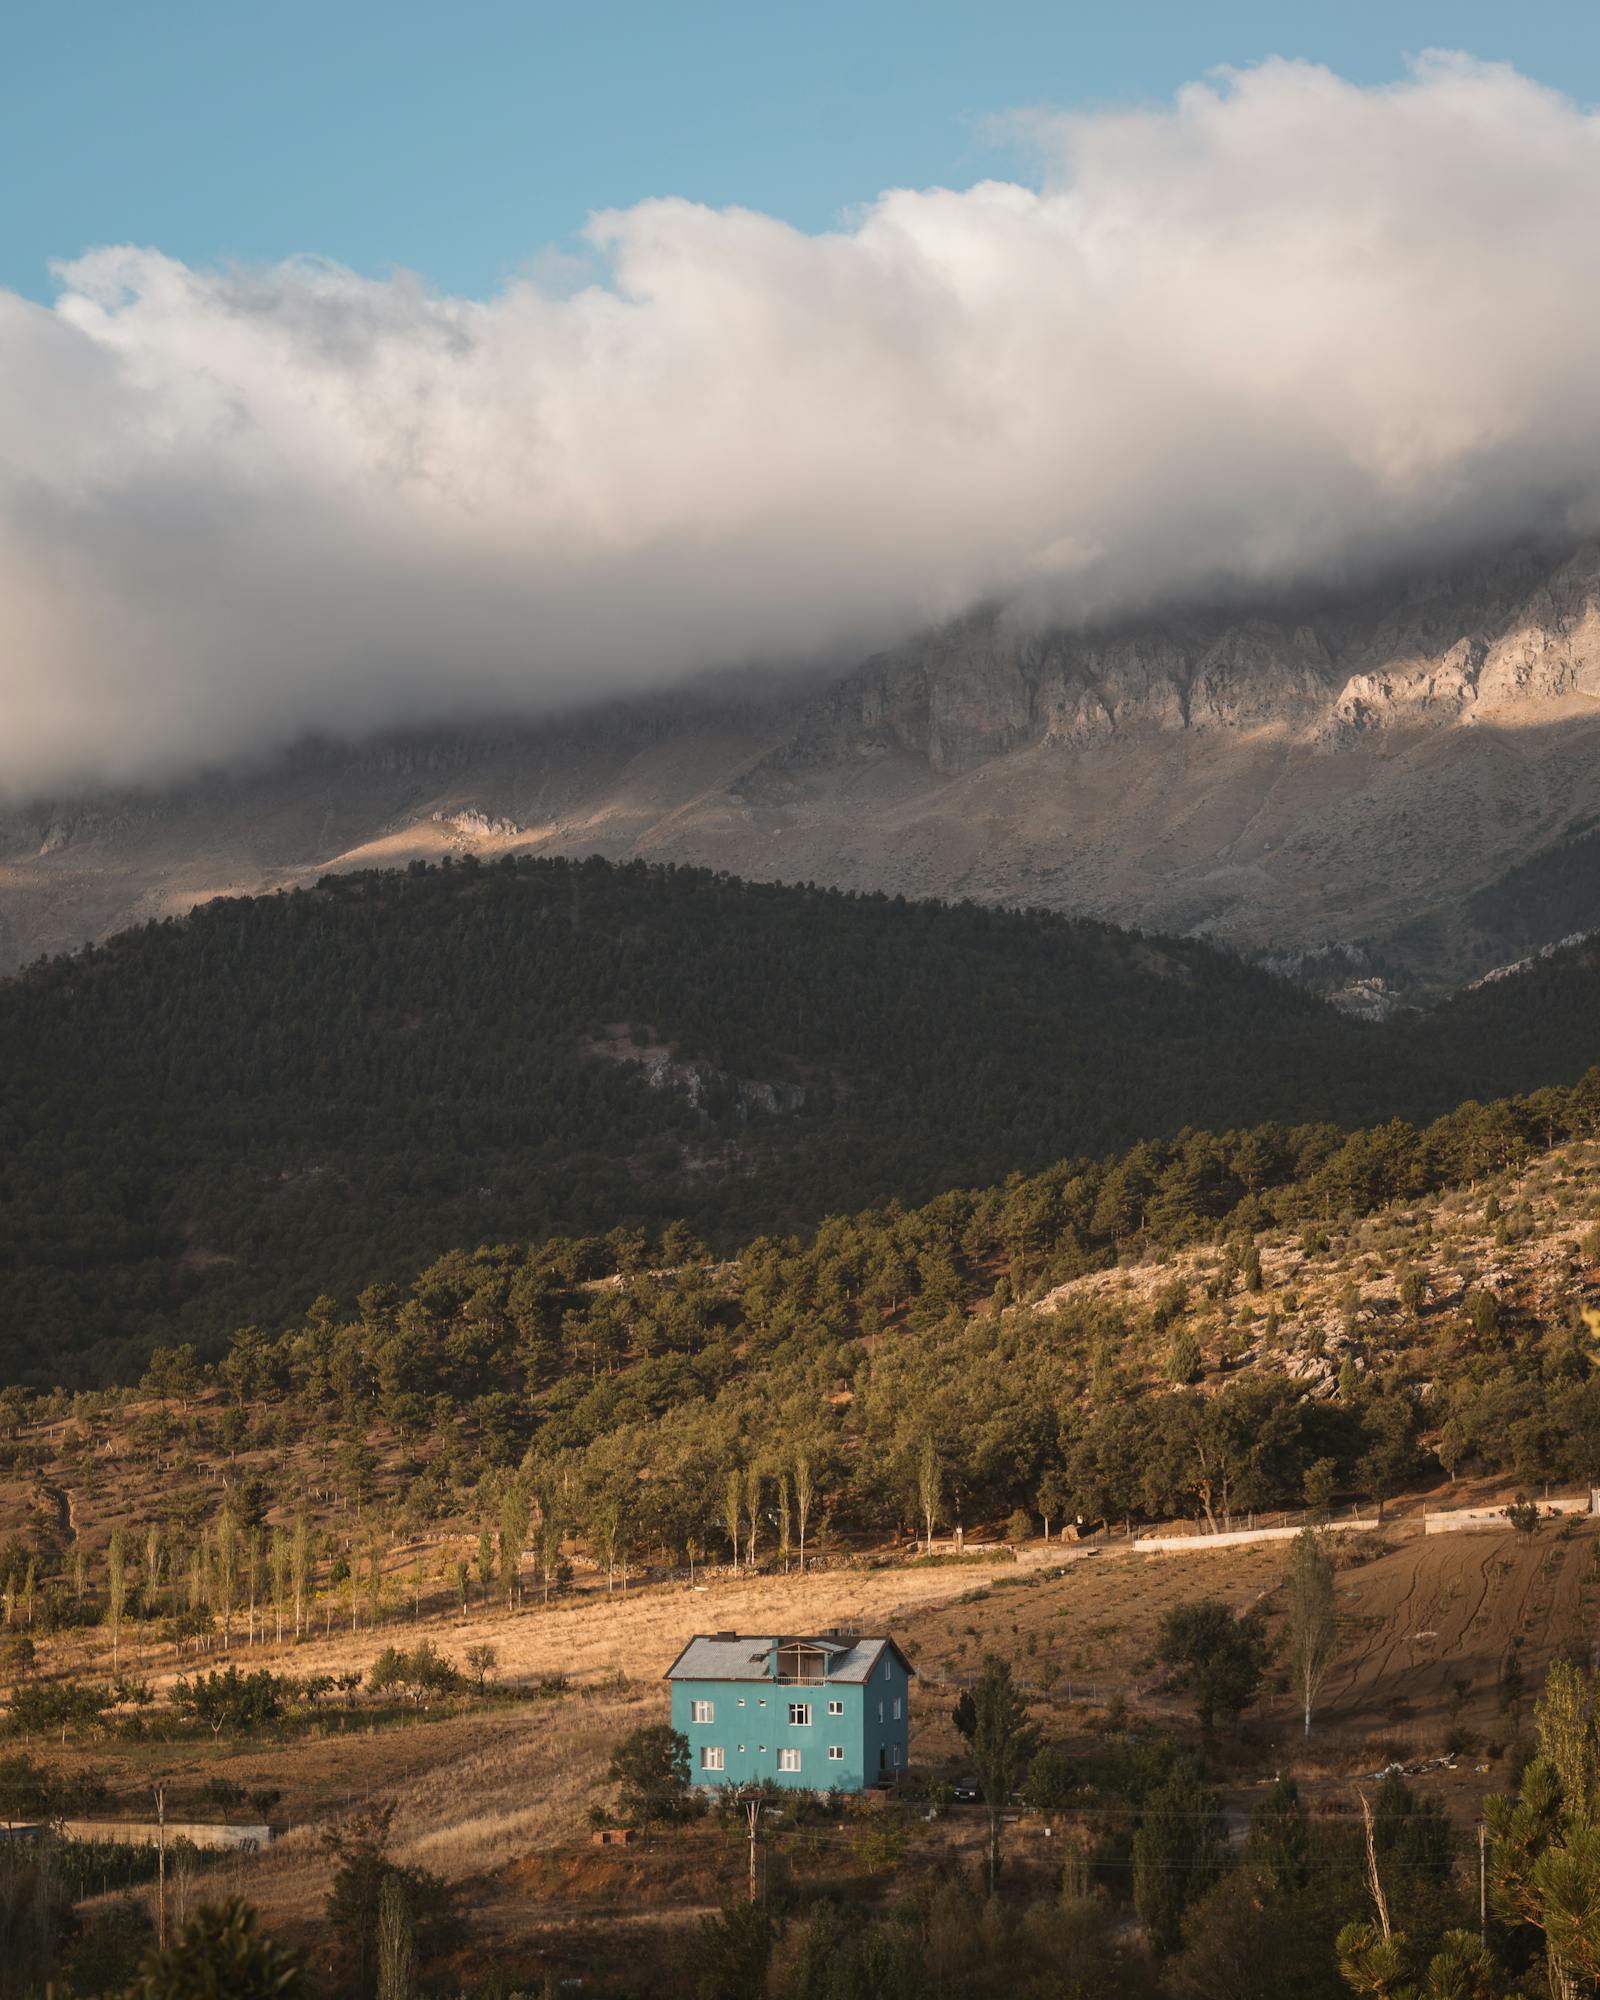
[{"x1": 1285, "y1": 1528, "x2": 1338, "y2": 1737}]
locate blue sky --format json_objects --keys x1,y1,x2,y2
[{"x1": 5, "y1": 0, "x2": 1597, "y2": 300}]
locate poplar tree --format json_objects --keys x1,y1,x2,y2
[
  {"x1": 918, "y1": 1437, "x2": 942, "y2": 1554},
  {"x1": 216, "y1": 1506, "x2": 238, "y2": 1649},
  {"x1": 537, "y1": 1508, "x2": 562, "y2": 1607},
  {"x1": 744, "y1": 1467, "x2": 763, "y2": 1569},
  {"x1": 145, "y1": 1523, "x2": 163, "y2": 1618},
  {"x1": 106, "y1": 1528, "x2": 127, "y2": 1669},
  {"x1": 968, "y1": 1656, "x2": 1040, "y2": 1895},
  {"x1": 793, "y1": 1454, "x2": 814, "y2": 1573},
  {"x1": 498, "y1": 1484, "x2": 529, "y2": 1610},
  {"x1": 376, "y1": 1871, "x2": 417, "y2": 2000},
  {"x1": 723, "y1": 1469, "x2": 743, "y2": 1567},
  {"x1": 291, "y1": 1517, "x2": 311, "y2": 1639},
  {"x1": 271, "y1": 1530, "x2": 290, "y2": 1644},
  {"x1": 246, "y1": 1531, "x2": 265, "y2": 1645}
]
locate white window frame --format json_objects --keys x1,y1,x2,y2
[
  {"x1": 700, "y1": 1745, "x2": 724, "y2": 1772},
  {"x1": 788, "y1": 1701, "x2": 812, "y2": 1727},
  {"x1": 690, "y1": 1699, "x2": 714, "y2": 1724},
  {"x1": 893, "y1": 1744, "x2": 901, "y2": 1767},
  {"x1": 878, "y1": 1701, "x2": 884, "y2": 1722},
  {"x1": 827, "y1": 1745, "x2": 844, "y2": 1762},
  {"x1": 778, "y1": 1748, "x2": 802, "y2": 1772},
  {"x1": 893, "y1": 1697, "x2": 902, "y2": 1720},
  {"x1": 827, "y1": 1699, "x2": 844, "y2": 1716}
]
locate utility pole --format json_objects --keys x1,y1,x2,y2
[{"x1": 739, "y1": 1789, "x2": 763, "y2": 1904}]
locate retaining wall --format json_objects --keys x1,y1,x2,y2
[
  {"x1": 1423, "y1": 1499, "x2": 1591, "y2": 1535},
  {"x1": 58, "y1": 1819, "x2": 271, "y2": 1851},
  {"x1": 1134, "y1": 1519, "x2": 1378, "y2": 1553}
]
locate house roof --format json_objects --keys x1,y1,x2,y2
[{"x1": 663, "y1": 1633, "x2": 915, "y2": 1684}]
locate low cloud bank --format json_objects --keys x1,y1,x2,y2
[{"x1": 4, "y1": 54, "x2": 1600, "y2": 793}]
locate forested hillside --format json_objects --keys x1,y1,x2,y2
[
  {"x1": 6, "y1": 1069, "x2": 1599, "y2": 1598},
  {"x1": 2, "y1": 857, "x2": 1598, "y2": 1385}
]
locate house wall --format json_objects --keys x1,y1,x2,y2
[
  {"x1": 858, "y1": 1650, "x2": 910, "y2": 1785},
  {"x1": 670, "y1": 1655, "x2": 910, "y2": 1792}
]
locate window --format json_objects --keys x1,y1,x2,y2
[
  {"x1": 893, "y1": 1697, "x2": 902, "y2": 1720},
  {"x1": 827, "y1": 1745, "x2": 844, "y2": 1762},
  {"x1": 737, "y1": 1744, "x2": 745, "y2": 1753},
  {"x1": 788, "y1": 1702, "x2": 811, "y2": 1727},
  {"x1": 883, "y1": 1661, "x2": 891, "y2": 1679},
  {"x1": 737, "y1": 1697, "x2": 746, "y2": 1708},
  {"x1": 827, "y1": 1699, "x2": 843, "y2": 1716},
  {"x1": 778, "y1": 1748, "x2": 802, "y2": 1772},
  {"x1": 878, "y1": 1701, "x2": 884, "y2": 1723},
  {"x1": 893, "y1": 1745, "x2": 901, "y2": 1767},
  {"x1": 758, "y1": 1698, "x2": 767, "y2": 1708},
  {"x1": 690, "y1": 1699, "x2": 714, "y2": 1724},
  {"x1": 699, "y1": 1746, "x2": 724, "y2": 1772}
]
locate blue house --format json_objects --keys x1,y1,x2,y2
[{"x1": 664, "y1": 1632, "x2": 913, "y2": 1793}]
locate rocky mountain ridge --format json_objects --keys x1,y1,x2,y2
[{"x1": 5, "y1": 539, "x2": 1600, "y2": 996}]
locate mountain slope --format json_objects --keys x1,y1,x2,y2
[
  {"x1": 2, "y1": 856, "x2": 1599, "y2": 1387},
  {"x1": 5, "y1": 542, "x2": 1600, "y2": 994},
  {"x1": 0, "y1": 856, "x2": 1386, "y2": 1384}
]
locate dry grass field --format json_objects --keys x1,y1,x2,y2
[{"x1": 39, "y1": 1508, "x2": 1598, "y2": 1974}]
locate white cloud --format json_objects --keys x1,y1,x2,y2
[{"x1": 4, "y1": 54, "x2": 1600, "y2": 793}]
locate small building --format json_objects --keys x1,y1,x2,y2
[{"x1": 664, "y1": 1632, "x2": 913, "y2": 1793}]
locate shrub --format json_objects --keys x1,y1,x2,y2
[
  {"x1": 366, "y1": 1642, "x2": 460, "y2": 1705},
  {"x1": 170, "y1": 1668, "x2": 286, "y2": 1735},
  {"x1": 1166, "y1": 1332, "x2": 1202, "y2": 1385},
  {"x1": 1505, "y1": 1498, "x2": 1540, "y2": 1537}
]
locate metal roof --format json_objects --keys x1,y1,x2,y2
[{"x1": 663, "y1": 1633, "x2": 914, "y2": 1684}]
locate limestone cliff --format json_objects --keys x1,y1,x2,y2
[{"x1": 5, "y1": 539, "x2": 1600, "y2": 998}]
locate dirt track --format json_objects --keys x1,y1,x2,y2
[{"x1": 1322, "y1": 1522, "x2": 1597, "y2": 1737}]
